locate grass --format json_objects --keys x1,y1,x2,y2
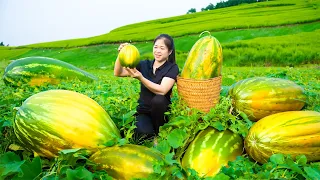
[
  {"x1": 1, "y1": 0, "x2": 319, "y2": 68},
  {"x1": 3, "y1": 22, "x2": 319, "y2": 68},
  {"x1": 17, "y1": 0, "x2": 320, "y2": 48},
  {"x1": 222, "y1": 29, "x2": 320, "y2": 66}
]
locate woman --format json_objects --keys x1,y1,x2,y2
[{"x1": 114, "y1": 34, "x2": 179, "y2": 137}]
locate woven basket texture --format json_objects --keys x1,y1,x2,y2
[{"x1": 177, "y1": 76, "x2": 222, "y2": 112}]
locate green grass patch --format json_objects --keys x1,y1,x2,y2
[
  {"x1": 3, "y1": 22, "x2": 319, "y2": 69},
  {"x1": 223, "y1": 30, "x2": 320, "y2": 66},
  {"x1": 20, "y1": 0, "x2": 320, "y2": 48},
  {"x1": 0, "y1": 48, "x2": 31, "y2": 61}
]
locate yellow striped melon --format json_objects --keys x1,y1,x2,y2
[
  {"x1": 181, "y1": 127, "x2": 243, "y2": 177},
  {"x1": 118, "y1": 44, "x2": 140, "y2": 68},
  {"x1": 13, "y1": 89, "x2": 121, "y2": 158},
  {"x1": 228, "y1": 77, "x2": 306, "y2": 121},
  {"x1": 90, "y1": 144, "x2": 172, "y2": 180},
  {"x1": 245, "y1": 111, "x2": 320, "y2": 164},
  {"x1": 3, "y1": 56, "x2": 98, "y2": 87},
  {"x1": 181, "y1": 31, "x2": 223, "y2": 80}
]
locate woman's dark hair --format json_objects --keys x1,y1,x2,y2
[{"x1": 154, "y1": 34, "x2": 176, "y2": 64}]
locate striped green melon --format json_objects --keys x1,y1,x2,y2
[
  {"x1": 245, "y1": 111, "x2": 320, "y2": 164},
  {"x1": 13, "y1": 90, "x2": 121, "y2": 158},
  {"x1": 118, "y1": 44, "x2": 140, "y2": 68},
  {"x1": 180, "y1": 31, "x2": 223, "y2": 80},
  {"x1": 228, "y1": 77, "x2": 306, "y2": 121},
  {"x1": 181, "y1": 127, "x2": 243, "y2": 177},
  {"x1": 3, "y1": 56, "x2": 98, "y2": 87},
  {"x1": 90, "y1": 144, "x2": 171, "y2": 180}
]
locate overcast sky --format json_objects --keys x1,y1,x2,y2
[{"x1": 0, "y1": 0, "x2": 220, "y2": 46}]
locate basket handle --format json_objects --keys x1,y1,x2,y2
[{"x1": 199, "y1": 31, "x2": 211, "y2": 37}]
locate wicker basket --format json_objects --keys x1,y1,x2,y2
[{"x1": 177, "y1": 76, "x2": 222, "y2": 112}]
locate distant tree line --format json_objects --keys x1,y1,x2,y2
[
  {"x1": 0, "y1": 42, "x2": 9, "y2": 46},
  {"x1": 187, "y1": 0, "x2": 268, "y2": 14}
]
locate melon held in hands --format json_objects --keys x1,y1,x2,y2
[{"x1": 118, "y1": 44, "x2": 140, "y2": 68}]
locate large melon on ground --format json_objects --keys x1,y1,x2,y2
[
  {"x1": 13, "y1": 89, "x2": 121, "y2": 158},
  {"x1": 3, "y1": 56, "x2": 98, "y2": 87},
  {"x1": 228, "y1": 77, "x2": 306, "y2": 121},
  {"x1": 181, "y1": 127, "x2": 243, "y2": 177},
  {"x1": 180, "y1": 31, "x2": 223, "y2": 80},
  {"x1": 245, "y1": 111, "x2": 320, "y2": 164},
  {"x1": 90, "y1": 144, "x2": 175, "y2": 180}
]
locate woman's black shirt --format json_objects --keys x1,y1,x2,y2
[{"x1": 136, "y1": 60, "x2": 179, "y2": 113}]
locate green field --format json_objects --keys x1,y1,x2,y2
[
  {"x1": 1, "y1": 67, "x2": 319, "y2": 179},
  {"x1": 1, "y1": 0, "x2": 319, "y2": 67},
  {"x1": 1, "y1": 0, "x2": 320, "y2": 179},
  {"x1": 2, "y1": 22, "x2": 320, "y2": 68}
]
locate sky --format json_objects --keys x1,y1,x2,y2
[{"x1": 0, "y1": 0, "x2": 220, "y2": 46}]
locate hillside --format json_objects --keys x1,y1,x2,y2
[
  {"x1": 0, "y1": 0, "x2": 319, "y2": 68},
  {"x1": 16, "y1": 0, "x2": 320, "y2": 48}
]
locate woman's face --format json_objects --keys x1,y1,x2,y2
[{"x1": 153, "y1": 38, "x2": 171, "y2": 62}]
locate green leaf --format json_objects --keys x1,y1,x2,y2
[
  {"x1": 66, "y1": 167, "x2": 93, "y2": 180},
  {"x1": 41, "y1": 175, "x2": 59, "y2": 180},
  {"x1": 187, "y1": 168, "x2": 200, "y2": 177},
  {"x1": 167, "y1": 129, "x2": 188, "y2": 149},
  {"x1": 155, "y1": 140, "x2": 171, "y2": 154},
  {"x1": 170, "y1": 166, "x2": 185, "y2": 179},
  {"x1": 211, "y1": 121, "x2": 225, "y2": 131},
  {"x1": 269, "y1": 154, "x2": 285, "y2": 164},
  {"x1": 104, "y1": 140, "x2": 116, "y2": 147},
  {"x1": 59, "y1": 148, "x2": 82, "y2": 155},
  {"x1": 57, "y1": 148, "x2": 88, "y2": 167},
  {"x1": 2, "y1": 119, "x2": 12, "y2": 127},
  {"x1": 304, "y1": 167, "x2": 320, "y2": 180},
  {"x1": 0, "y1": 152, "x2": 24, "y2": 179},
  {"x1": 206, "y1": 173, "x2": 230, "y2": 180},
  {"x1": 165, "y1": 152, "x2": 178, "y2": 166},
  {"x1": 153, "y1": 163, "x2": 163, "y2": 174},
  {"x1": 117, "y1": 138, "x2": 128, "y2": 146},
  {"x1": 13, "y1": 157, "x2": 42, "y2": 180},
  {"x1": 220, "y1": 86, "x2": 230, "y2": 97},
  {"x1": 296, "y1": 155, "x2": 307, "y2": 166},
  {"x1": 285, "y1": 157, "x2": 304, "y2": 175}
]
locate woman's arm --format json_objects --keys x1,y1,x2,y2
[
  {"x1": 140, "y1": 77, "x2": 175, "y2": 95},
  {"x1": 125, "y1": 68, "x2": 175, "y2": 95},
  {"x1": 114, "y1": 43, "x2": 130, "y2": 77},
  {"x1": 114, "y1": 56, "x2": 130, "y2": 77}
]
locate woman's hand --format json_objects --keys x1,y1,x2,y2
[
  {"x1": 114, "y1": 43, "x2": 131, "y2": 77},
  {"x1": 117, "y1": 43, "x2": 130, "y2": 52},
  {"x1": 125, "y1": 68, "x2": 142, "y2": 80}
]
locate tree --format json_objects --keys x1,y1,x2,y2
[
  {"x1": 0, "y1": 42, "x2": 4, "y2": 46},
  {"x1": 201, "y1": 3, "x2": 215, "y2": 11},
  {"x1": 187, "y1": 8, "x2": 196, "y2": 14}
]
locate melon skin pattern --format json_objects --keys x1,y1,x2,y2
[
  {"x1": 181, "y1": 31, "x2": 223, "y2": 80},
  {"x1": 118, "y1": 44, "x2": 140, "y2": 68},
  {"x1": 245, "y1": 111, "x2": 320, "y2": 164},
  {"x1": 228, "y1": 77, "x2": 306, "y2": 121},
  {"x1": 181, "y1": 127, "x2": 243, "y2": 177},
  {"x1": 3, "y1": 56, "x2": 98, "y2": 87},
  {"x1": 13, "y1": 89, "x2": 121, "y2": 158},
  {"x1": 90, "y1": 144, "x2": 173, "y2": 180}
]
